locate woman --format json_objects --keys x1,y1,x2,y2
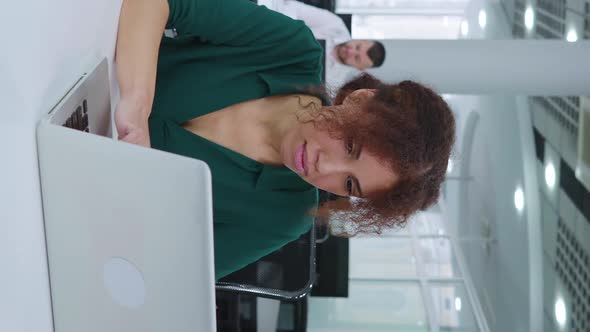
[{"x1": 115, "y1": 0, "x2": 456, "y2": 279}]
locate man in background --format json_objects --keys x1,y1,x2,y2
[{"x1": 266, "y1": 0, "x2": 386, "y2": 92}]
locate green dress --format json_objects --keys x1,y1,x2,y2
[{"x1": 148, "y1": 0, "x2": 325, "y2": 279}]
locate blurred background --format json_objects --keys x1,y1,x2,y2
[{"x1": 217, "y1": 0, "x2": 590, "y2": 331}]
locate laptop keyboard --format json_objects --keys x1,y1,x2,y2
[{"x1": 62, "y1": 99, "x2": 89, "y2": 132}]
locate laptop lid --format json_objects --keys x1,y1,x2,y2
[{"x1": 37, "y1": 71, "x2": 216, "y2": 332}]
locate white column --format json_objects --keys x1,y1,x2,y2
[{"x1": 367, "y1": 40, "x2": 590, "y2": 95}]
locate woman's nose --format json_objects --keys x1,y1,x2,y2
[{"x1": 316, "y1": 153, "x2": 349, "y2": 175}]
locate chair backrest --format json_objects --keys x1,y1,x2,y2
[
  {"x1": 317, "y1": 39, "x2": 326, "y2": 82},
  {"x1": 216, "y1": 226, "x2": 316, "y2": 302},
  {"x1": 337, "y1": 14, "x2": 352, "y2": 33},
  {"x1": 299, "y1": 0, "x2": 335, "y2": 12}
]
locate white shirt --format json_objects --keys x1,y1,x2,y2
[{"x1": 262, "y1": 0, "x2": 359, "y2": 93}]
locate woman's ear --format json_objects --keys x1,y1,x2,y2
[{"x1": 342, "y1": 88, "x2": 377, "y2": 105}]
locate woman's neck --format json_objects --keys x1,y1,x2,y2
[
  {"x1": 256, "y1": 95, "x2": 321, "y2": 159},
  {"x1": 183, "y1": 94, "x2": 321, "y2": 166}
]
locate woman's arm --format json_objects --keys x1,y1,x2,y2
[
  {"x1": 114, "y1": 0, "x2": 169, "y2": 147},
  {"x1": 114, "y1": 0, "x2": 323, "y2": 146}
]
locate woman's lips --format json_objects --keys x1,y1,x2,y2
[
  {"x1": 294, "y1": 142, "x2": 307, "y2": 176},
  {"x1": 303, "y1": 142, "x2": 307, "y2": 176}
]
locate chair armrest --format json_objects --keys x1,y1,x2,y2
[
  {"x1": 215, "y1": 226, "x2": 317, "y2": 302},
  {"x1": 216, "y1": 281, "x2": 313, "y2": 302}
]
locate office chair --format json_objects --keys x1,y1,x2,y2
[
  {"x1": 299, "y1": 0, "x2": 335, "y2": 12},
  {"x1": 215, "y1": 225, "x2": 316, "y2": 301}
]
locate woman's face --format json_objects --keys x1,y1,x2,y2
[{"x1": 280, "y1": 91, "x2": 398, "y2": 197}]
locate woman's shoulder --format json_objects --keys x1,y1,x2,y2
[
  {"x1": 268, "y1": 16, "x2": 323, "y2": 57},
  {"x1": 237, "y1": 0, "x2": 322, "y2": 51},
  {"x1": 265, "y1": 188, "x2": 318, "y2": 236}
]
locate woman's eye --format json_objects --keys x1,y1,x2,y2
[
  {"x1": 345, "y1": 176, "x2": 353, "y2": 195},
  {"x1": 345, "y1": 140, "x2": 353, "y2": 154}
]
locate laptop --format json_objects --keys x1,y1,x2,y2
[{"x1": 36, "y1": 57, "x2": 216, "y2": 332}]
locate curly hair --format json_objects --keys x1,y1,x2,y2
[{"x1": 310, "y1": 73, "x2": 456, "y2": 235}]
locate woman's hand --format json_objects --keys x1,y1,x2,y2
[{"x1": 115, "y1": 94, "x2": 151, "y2": 148}]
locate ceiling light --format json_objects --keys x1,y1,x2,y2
[
  {"x1": 455, "y1": 297, "x2": 462, "y2": 311},
  {"x1": 524, "y1": 7, "x2": 534, "y2": 30},
  {"x1": 447, "y1": 159, "x2": 454, "y2": 174},
  {"x1": 545, "y1": 162, "x2": 556, "y2": 190},
  {"x1": 478, "y1": 10, "x2": 487, "y2": 28},
  {"x1": 567, "y1": 29, "x2": 578, "y2": 42},
  {"x1": 514, "y1": 187, "x2": 525, "y2": 212},
  {"x1": 555, "y1": 297, "x2": 567, "y2": 327},
  {"x1": 461, "y1": 20, "x2": 469, "y2": 36}
]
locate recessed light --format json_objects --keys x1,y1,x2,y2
[
  {"x1": 478, "y1": 10, "x2": 487, "y2": 28},
  {"x1": 514, "y1": 187, "x2": 525, "y2": 212},
  {"x1": 447, "y1": 159, "x2": 454, "y2": 174},
  {"x1": 524, "y1": 7, "x2": 534, "y2": 30},
  {"x1": 555, "y1": 297, "x2": 566, "y2": 327},
  {"x1": 545, "y1": 162, "x2": 556, "y2": 190},
  {"x1": 455, "y1": 297, "x2": 462, "y2": 311},
  {"x1": 567, "y1": 29, "x2": 578, "y2": 42}
]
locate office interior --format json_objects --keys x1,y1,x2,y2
[
  {"x1": 1, "y1": 0, "x2": 589, "y2": 332},
  {"x1": 230, "y1": 0, "x2": 590, "y2": 331}
]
